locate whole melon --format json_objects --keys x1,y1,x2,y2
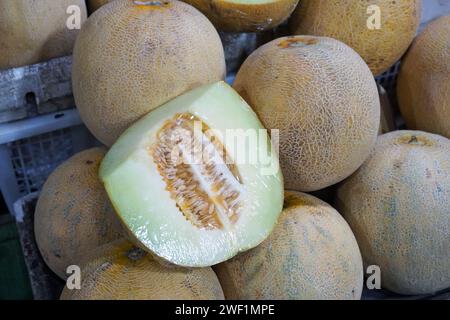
[
  {"x1": 35, "y1": 148, "x2": 123, "y2": 280},
  {"x1": 73, "y1": 0, "x2": 226, "y2": 146},
  {"x1": 214, "y1": 191, "x2": 364, "y2": 300},
  {"x1": 61, "y1": 240, "x2": 225, "y2": 300},
  {"x1": 290, "y1": 0, "x2": 422, "y2": 76},
  {"x1": 0, "y1": 0, "x2": 87, "y2": 69},
  {"x1": 397, "y1": 15, "x2": 450, "y2": 138},
  {"x1": 336, "y1": 131, "x2": 450, "y2": 295},
  {"x1": 233, "y1": 36, "x2": 380, "y2": 192},
  {"x1": 86, "y1": 0, "x2": 111, "y2": 13},
  {"x1": 181, "y1": 0, "x2": 299, "y2": 32}
]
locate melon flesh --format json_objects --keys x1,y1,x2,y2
[{"x1": 100, "y1": 81, "x2": 284, "y2": 267}]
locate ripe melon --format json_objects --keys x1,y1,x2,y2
[
  {"x1": 397, "y1": 14, "x2": 450, "y2": 138},
  {"x1": 61, "y1": 239, "x2": 224, "y2": 300},
  {"x1": 72, "y1": 0, "x2": 226, "y2": 146},
  {"x1": 233, "y1": 36, "x2": 380, "y2": 192},
  {"x1": 182, "y1": 0, "x2": 299, "y2": 32},
  {"x1": 0, "y1": 0, "x2": 87, "y2": 69},
  {"x1": 35, "y1": 148, "x2": 123, "y2": 280},
  {"x1": 100, "y1": 81, "x2": 284, "y2": 267},
  {"x1": 290, "y1": 0, "x2": 422, "y2": 76},
  {"x1": 214, "y1": 191, "x2": 364, "y2": 300},
  {"x1": 86, "y1": 0, "x2": 111, "y2": 13},
  {"x1": 336, "y1": 131, "x2": 450, "y2": 295}
]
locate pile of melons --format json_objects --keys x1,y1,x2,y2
[{"x1": 2, "y1": 0, "x2": 448, "y2": 300}]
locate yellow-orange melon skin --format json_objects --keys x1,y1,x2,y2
[
  {"x1": 0, "y1": 0, "x2": 87, "y2": 69},
  {"x1": 336, "y1": 131, "x2": 450, "y2": 295},
  {"x1": 86, "y1": 0, "x2": 112, "y2": 14},
  {"x1": 182, "y1": 0, "x2": 299, "y2": 32},
  {"x1": 72, "y1": 0, "x2": 226, "y2": 146},
  {"x1": 290, "y1": 0, "x2": 422, "y2": 76},
  {"x1": 397, "y1": 15, "x2": 450, "y2": 138},
  {"x1": 214, "y1": 191, "x2": 364, "y2": 300},
  {"x1": 35, "y1": 148, "x2": 122, "y2": 280},
  {"x1": 233, "y1": 36, "x2": 380, "y2": 192},
  {"x1": 60, "y1": 240, "x2": 225, "y2": 300}
]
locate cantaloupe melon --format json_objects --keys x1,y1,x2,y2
[
  {"x1": 35, "y1": 148, "x2": 122, "y2": 280},
  {"x1": 182, "y1": 0, "x2": 299, "y2": 32},
  {"x1": 99, "y1": 81, "x2": 284, "y2": 267},
  {"x1": 0, "y1": 0, "x2": 87, "y2": 69},
  {"x1": 290, "y1": 0, "x2": 422, "y2": 76},
  {"x1": 336, "y1": 131, "x2": 450, "y2": 295},
  {"x1": 86, "y1": 0, "x2": 112, "y2": 13},
  {"x1": 233, "y1": 36, "x2": 380, "y2": 192},
  {"x1": 214, "y1": 191, "x2": 364, "y2": 300},
  {"x1": 72, "y1": 0, "x2": 226, "y2": 146},
  {"x1": 61, "y1": 240, "x2": 224, "y2": 300},
  {"x1": 397, "y1": 14, "x2": 450, "y2": 138}
]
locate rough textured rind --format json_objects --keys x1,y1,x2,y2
[
  {"x1": 73, "y1": 0, "x2": 226, "y2": 146},
  {"x1": 182, "y1": 0, "x2": 299, "y2": 32},
  {"x1": 397, "y1": 15, "x2": 450, "y2": 138},
  {"x1": 290, "y1": 0, "x2": 422, "y2": 76},
  {"x1": 214, "y1": 191, "x2": 364, "y2": 300},
  {"x1": 234, "y1": 36, "x2": 380, "y2": 192},
  {"x1": 35, "y1": 148, "x2": 123, "y2": 280},
  {"x1": 86, "y1": 0, "x2": 111, "y2": 13},
  {"x1": 336, "y1": 131, "x2": 450, "y2": 295},
  {"x1": 60, "y1": 240, "x2": 225, "y2": 300},
  {"x1": 0, "y1": 0, "x2": 87, "y2": 69}
]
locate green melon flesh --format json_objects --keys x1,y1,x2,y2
[{"x1": 100, "y1": 81, "x2": 283, "y2": 267}]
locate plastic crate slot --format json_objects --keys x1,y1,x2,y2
[{"x1": 25, "y1": 92, "x2": 38, "y2": 118}]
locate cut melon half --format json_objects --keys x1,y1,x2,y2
[
  {"x1": 181, "y1": 0, "x2": 299, "y2": 32},
  {"x1": 100, "y1": 81, "x2": 283, "y2": 267}
]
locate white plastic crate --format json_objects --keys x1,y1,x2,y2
[
  {"x1": 0, "y1": 56, "x2": 74, "y2": 124},
  {"x1": 0, "y1": 109, "x2": 98, "y2": 215},
  {"x1": 375, "y1": 61, "x2": 402, "y2": 100}
]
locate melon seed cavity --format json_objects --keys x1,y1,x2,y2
[{"x1": 150, "y1": 113, "x2": 244, "y2": 230}]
